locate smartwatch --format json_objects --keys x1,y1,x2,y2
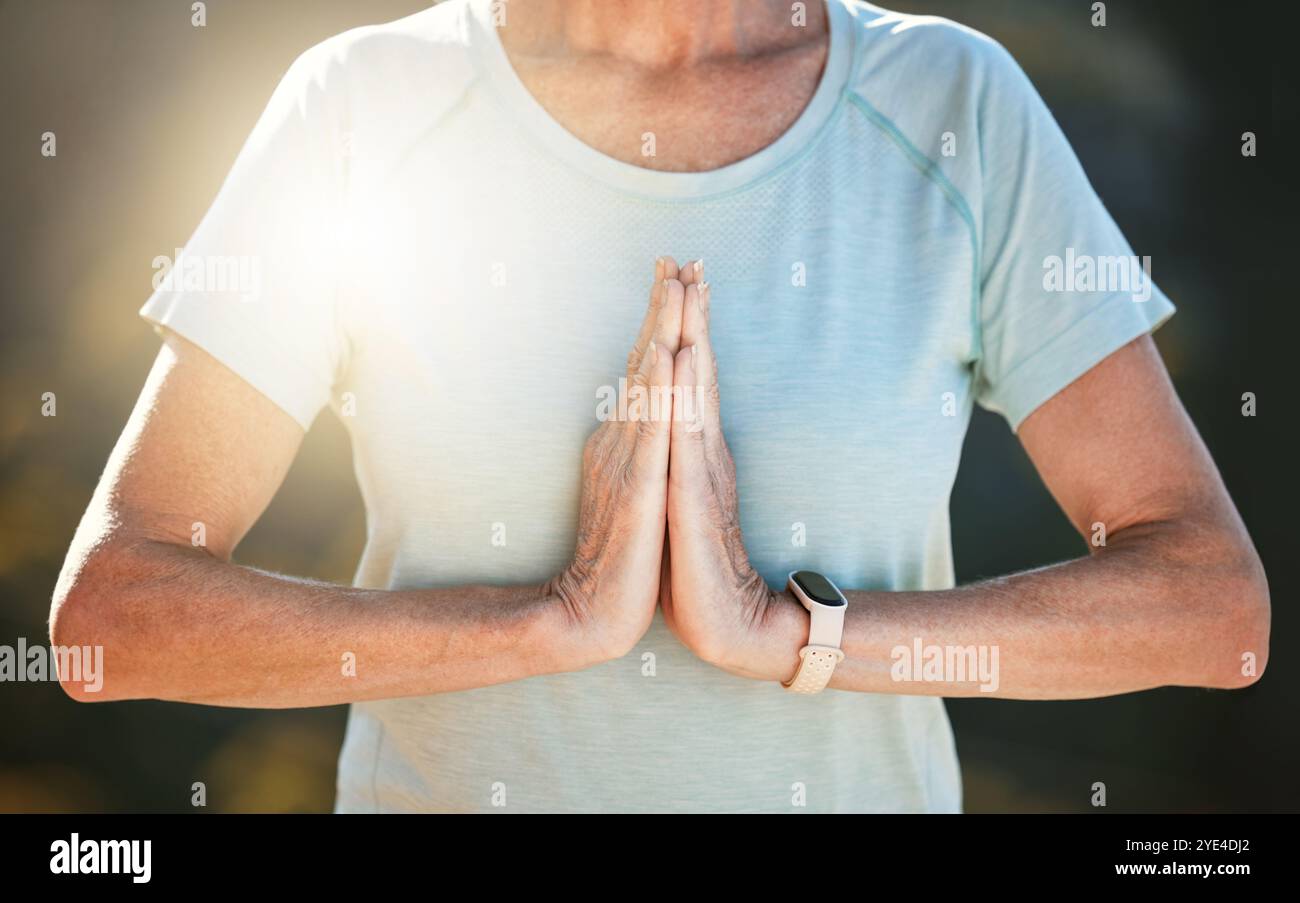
[{"x1": 781, "y1": 570, "x2": 848, "y2": 695}]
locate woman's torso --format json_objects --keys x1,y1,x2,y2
[{"x1": 330, "y1": 0, "x2": 971, "y2": 812}]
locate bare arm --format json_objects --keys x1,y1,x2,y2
[
  {"x1": 49, "y1": 336, "x2": 570, "y2": 707},
  {"x1": 825, "y1": 337, "x2": 1271, "y2": 698},
  {"x1": 51, "y1": 264, "x2": 686, "y2": 707},
  {"x1": 666, "y1": 287, "x2": 1270, "y2": 698}
]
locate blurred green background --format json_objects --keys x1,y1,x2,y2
[{"x1": 1, "y1": 0, "x2": 1292, "y2": 812}]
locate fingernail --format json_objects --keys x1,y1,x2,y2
[
  {"x1": 690, "y1": 344, "x2": 698, "y2": 364},
  {"x1": 649, "y1": 341, "x2": 658, "y2": 364},
  {"x1": 654, "y1": 257, "x2": 664, "y2": 280},
  {"x1": 695, "y1": 259, "x2": 704, "y2": 278},
  {"x1": 698, "y1": 281, "x2": 709, "y2": 312}
]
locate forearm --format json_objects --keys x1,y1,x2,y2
[
  {"x1": 49, "y1": 285, "x2": 682, "y2": 708},
  {"x1": 51, "y1": 538, "x2": 586, "y2": 707},
  {"x1": 740, "y1": 519, "x2": 1269, "y2": 698}
]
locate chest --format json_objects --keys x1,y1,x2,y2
[{"x1": 337, "y1": 99, "x2": 978, "y2": 586}]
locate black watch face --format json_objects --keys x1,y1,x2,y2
[{"x1": 792, "y1": 571, "x2": 845, "y2": 606}]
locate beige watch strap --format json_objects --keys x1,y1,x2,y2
[{"x1": 781, "y1": 644, "x2": 845, "y2": 695}]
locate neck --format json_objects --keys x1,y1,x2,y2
[{"x1": 497, "y1": 0, "x2": 828, "y2": 68}]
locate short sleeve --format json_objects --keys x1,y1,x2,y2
[
  {"x1": 140, "y1": 45, "x2": 349, "y2": 430},
  {"x1": 972, "y1": 46, "x2": 1174, "y2": 431}
]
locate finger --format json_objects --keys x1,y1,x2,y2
[
  {"x1": 679, "y1": 281, "x2": 722, "y2": 437},
  {"x1": 678, "y1": 258, "x2": 703, "y2": 288},
  {"x1": 670, "y1": 344, "x2": 708, "y2": 489},
  {"x1": 653, "y1": 277, "x2": 686, "y2": 357},
  {"x1": 680, "y1": 280, "x2": 710, "y2": 356},
  {"x1": 627, "y1": 258, "x2": 675, "y2": 375},
  {"x1": 629, "y1": 337, "x2": 674, "y2": 480}
]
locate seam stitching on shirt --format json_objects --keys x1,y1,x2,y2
[
  {"x1": 845, "y1": 91, "x2": 982, "y2": 365},
  {"x1": 995, "y1": 287, "x2": 1171, "y2": 431}
]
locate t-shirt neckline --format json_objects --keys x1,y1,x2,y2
[{"x1": 465, "y1": 0, "x2": 853, "y2": 200}]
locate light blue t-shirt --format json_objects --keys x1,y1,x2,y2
[{"x1": 141, "y1": 0, "x2": 1174, "y2": 812}]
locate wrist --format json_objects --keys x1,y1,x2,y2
[
  {"x1": 536, "y1": 570, "x2": 598, "y2": 672},
  {"x1": 500, "y1": 582, "x2": 584, "y2": 676},
  {"x1": 712, "y1": 587, "x2": 809, "y2": 682},
  {"x1": 537, "y1": 567, "x2": 648, "y2": 672}
]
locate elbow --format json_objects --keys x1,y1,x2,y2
[
  {"x1": 49, "y1": 541, "x2": 144, "y2": 703},
  {"x1": 1196, "y1": 550, "x2": 1270, "y2": 690},
  {"x1": 49, "y1": 588, "x2": 111, "y2": 703}
]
